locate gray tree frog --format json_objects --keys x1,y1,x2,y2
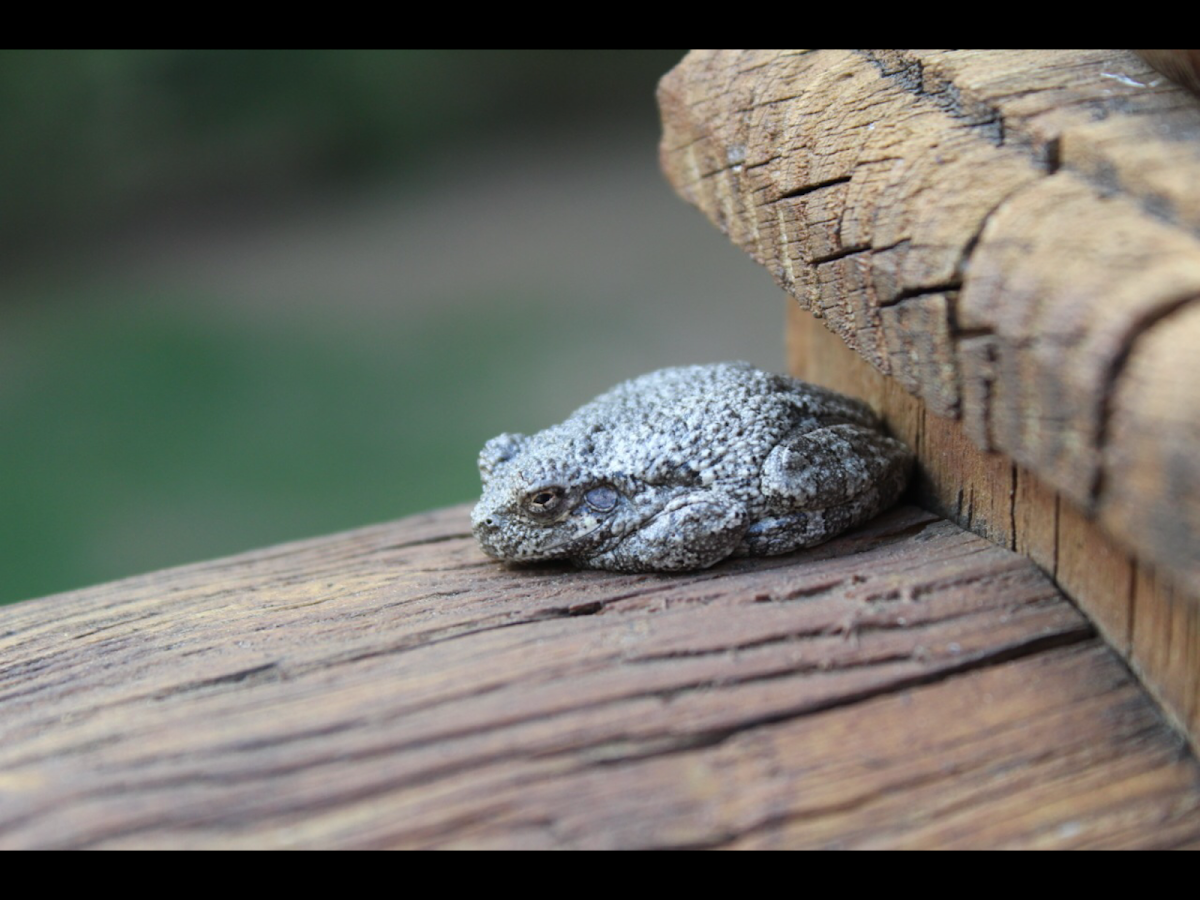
[{"x1": 472, "y1": 362, "x2": 913, "y2": 572}]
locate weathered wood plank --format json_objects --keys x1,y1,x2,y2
[
  {"x1": 658, "y1": 48, "x2": 1200, "y2": 599},
  {"x1": 1137, "y1": 50, "x2": 1200, "y2": 97},
  {"x1": 2, "y1": 503, "x2": 1198, "y2": 848},
  {"x1": 787, "y1": 302, "x2": 1200, "y2": 752}
]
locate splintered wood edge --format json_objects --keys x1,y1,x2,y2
[
  {"x1": 2, "y1": 503, "x2": 1199, "y2": 848},
  {"x1": 657, "y1": 49, "x2": 1200, "y2": 600}
]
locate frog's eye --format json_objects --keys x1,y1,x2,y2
[
  {"x1": 525, "y1": 486, "x2": 566, "y2": 515},
  {"x1": 584, "y1": 485, "x2": 619, "y2": 513}
]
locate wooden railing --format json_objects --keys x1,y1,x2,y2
[
  {"x1": 659, "y1": 48, "x2": 1200, "y2": 755},
  {"x1": 3, "y1": 503, "x2": 1198, "y2": 847},
  {"x1": 5, "y1": 48, "x2": 1200, "y2": 850}
]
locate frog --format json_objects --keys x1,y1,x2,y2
[{"x1": 471, "y1": 362, "x2": 913, "y2": 572}]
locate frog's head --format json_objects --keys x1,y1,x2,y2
[{"x1": 471, "y1": 431, "x2": 642, "y2": 564}]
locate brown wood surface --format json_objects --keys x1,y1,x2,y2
[
  {"x1": 788, "y1": 302, "x2": 1200, "y2": 752},
  {"x1": 1137, "y1": 50, "x2": 1200, "y2": 97},
  {"x1": 3, "y1": 504, "x2": 1200, "y2": 848},
  {"x1": 657, "y1": 49, "x2": 1200, "y2": 600}
]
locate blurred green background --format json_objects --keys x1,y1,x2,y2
[{"x1": 1, "y1": 50, "x2": 785, "y2": 606}]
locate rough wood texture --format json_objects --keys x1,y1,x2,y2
[
  {"x1": 1137, "y1": 50, "x2": 1200, "y2": 97},
  {"x1": 2, "y1": 503, "x2": 1199, "y2": 849},
  {"x1": 788, "y1": 303, "x2": 1200, "y2": 748},
  {"x1": 658, "y1": 49, "x2": 1200, "y2": 600}
]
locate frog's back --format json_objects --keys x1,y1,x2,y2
[
  {"x1": 544, "y1": 363, "x2": 873, "y2": 488},
  {"x1": 574, "y1": 362, "x2": 875, "y2": 434}
]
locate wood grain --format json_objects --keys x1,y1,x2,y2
[
  {"x1": 1136, "y1": 50, "x2": 1200, "y2": 98},
  {"x1": 658, "y1": 49, "x2": 1200, "y2": 598},
  {"x1": 2, "y1": 504, "x2": 1198, "y2": 848},
  {"x1": 788, "y1": 302, "x2": 1200, "y2": 750}
]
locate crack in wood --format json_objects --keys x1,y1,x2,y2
[
  {"x1": 860, "y1": 52, "x2": 1002, "y2": 136},
  {"x1": 777, "y1": 175, "x2": 853, "y2": 201},
  {"x1": 625, "y1": 603, "x2": 1082, "y2": 664},
  {"x1": 810, "y1": 244, "x2": 870, "y2": 266},
  {"x1": 691, "y1": 690, "x2": 1172, "y2": 850},
  {"x1": 858, "y1": 50, "x2": 1200, "y2": 242},
  {"x1": 587, "y1": 628, "x2": 1097, "y2": 776},
  {"x1": 151, "y1": 661, "x2": 283, "y2": 699},
  {"x1": 884, "y1": 282, "x2": 963, "y2": 308},
  {"x1": 1042, "y1": 135, "x2": 1061, "y2": 174}
]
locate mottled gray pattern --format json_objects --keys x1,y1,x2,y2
[{"x1": 472, "y1": 362, "x2": 913, "y2": 572}]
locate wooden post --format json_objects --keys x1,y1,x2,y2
[{"x1": 658, "y1": 48, "x2": 1200, "y2": 748}]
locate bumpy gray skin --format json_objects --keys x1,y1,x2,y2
[{"x1": 472, "y1": 362, "x2": 913, "y2": 573}]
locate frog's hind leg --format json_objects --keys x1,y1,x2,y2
[
  {"x1": 743, "y1": 424, "x2": 912, "y2": 556},
  {"x1": 738, "y1": 509, "x2": 849, "y2": 556}
]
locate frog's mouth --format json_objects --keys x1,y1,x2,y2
[
  {"x1": 475, "y1": 504, "x2": 646, "y2": 563},
  {"x1": 472, "y1": 506, "x2": 603, "y2": 561},
  {"x1": 530, "y1": 506, "x2": 635, "y2": 559},
  {"x1": 538, "y1": 524, "x2": 606, "y2": 556}
]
